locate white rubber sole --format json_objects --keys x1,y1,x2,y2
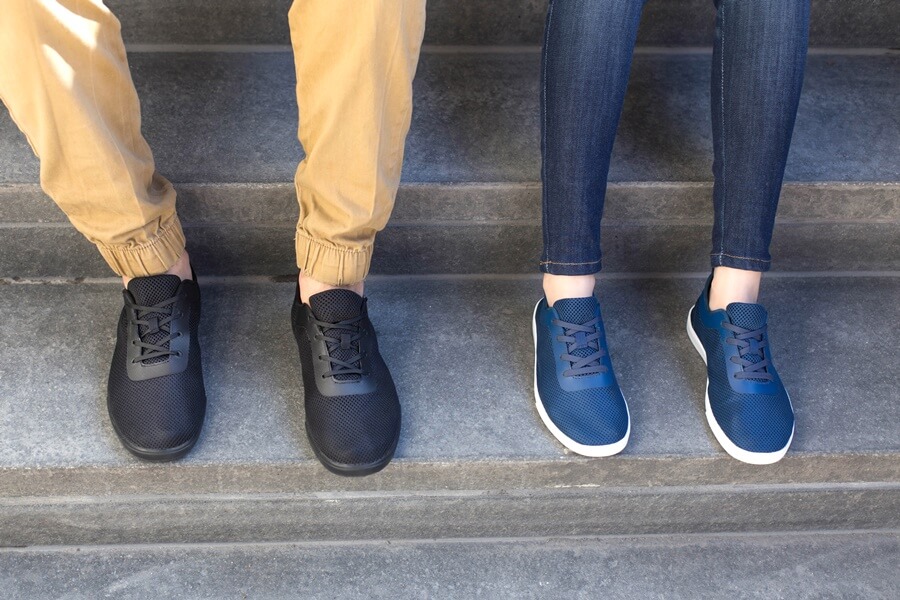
[
  {"x1": 532, "y1": 300, "x2": 630, "y2": 457},
  {"x1": 685, "y1": 307, "x2": 793, "y2": 465}
]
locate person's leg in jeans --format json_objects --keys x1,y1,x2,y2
[
  {"x1": 0, "y1": 0, "x2": 206, "y2": 460},
  {"x1": 706, "y1": 0, "x2": 809, "y2": 308},
  {"x1": 688, "y1": 0, "x2": 809, "y2": 464},
  {"x1": 533, "y1": 0, "x2": 646, "y2": 457},
  {"x1": 287, "y1": 0, "x2": 426, "y2": 476}
]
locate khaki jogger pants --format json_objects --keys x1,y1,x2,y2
[{"x1": 0, "y1": 0, "x2": 426, "y2": 284}]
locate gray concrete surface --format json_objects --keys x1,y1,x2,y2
[
  {"x1": 102, "y1": 0, "x2": 900, "y2": 47},
  {"x1": 3, "y1": 50, "x2": 895, "y2": 276},
  {"x1": 3, "y1": 219, "x2": 898, "y2": 278},
  {"x1": 1, "y1": 532, "x2": 898, "y2": 599},
  {"x1": 0, "y1": 276, "x2": 897, "y2": 486},
  {"x1": 3, "y1": 485, "x2": 898, "y2": 546},
  {"x1": 5, "y1": 181, "x2": 898, "y2": 225},
  {"x1": 1, "y1": 272, "x2": 898, "y2": 543},
  {"x1": 2, "y1": 53, "x2": 897, "y2": 185}
]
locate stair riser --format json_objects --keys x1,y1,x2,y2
[
  {"x1": 4, "y1": 456, "x2": 898, "y2": 499},
  {"x1": 1, "y1": 221, "x2": 896, "y2": 277},
  {"x1": 2, "y1": 534, "x2": 898, "y2": 600},
  {"x1": 2, "y1": 487, "x2": 897, "y2": 546},
  {"x1": 104, "y1": 0, "x2": 900, "y2": 47},
  {"x1": 4, "y1": 54, "x2": 897, "y2": 187},
  {"x1": 4, "y1": 183, "x2": 898, "y2": 224}
]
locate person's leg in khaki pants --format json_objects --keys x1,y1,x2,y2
[
  {"x1": 0, "y1": 0, "x2": 204, "y2": 461},
  {"x1": 0, "y1": 0, "x2": 427, "y2": 471},
  {"x1": 287, "y1": 0, "x2": 427, "y2": 476}
]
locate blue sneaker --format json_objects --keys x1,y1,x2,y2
[
  {"x1": 686, "y1": 276, "x2": 794, "y2": 464},
  {"x1": 532, "y1": 296, "x2": 630, "y2": 456}
]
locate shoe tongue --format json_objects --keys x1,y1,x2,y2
[
  {"x1": 552, "y1": 297, "x2": 601, "y2": 372},
  {"x1": 726, "y1": 302, "x2": 768, "y2": 330},
  {"x1": 126, "y1": 274, "x2": 182, "y2": 366},
  {"x1": 127, "y1": 274, "x2": 182, "y2": 306},
  {"x1": 308, "y1": 289, "x2": 365, "y2": 323},
  {"x1": 552, "y1": 296, "x2": 598, "y2": 325},
  {"x1": 726, "y1": 303, "x2": 769, "y2": 378},
  {"x1": 308, "y1": 289, "x2": 365, "y2": 382}
]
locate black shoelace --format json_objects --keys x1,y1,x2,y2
[
  {"x1": 313, "y1": 314, "x2": 367, "y2": 378},
  {"x1": 125, "y1": 293, "x2": 181, "y2": 364},
  {"x1": 552, "y1": 316, "x2": 608, "y2": 377},
  {"x1": 723, "y1": 322, "x2": 773, "y2": 381}
]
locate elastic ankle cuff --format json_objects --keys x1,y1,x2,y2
[
  {"x1": 95, "y1": 215, "x2": 186, "y2": 278},
  {"x1": 295, "y1": 230, "x2": 372, "y2": 286}
]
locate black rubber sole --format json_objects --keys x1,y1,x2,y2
[{"x1": 305, "y1": 420, "x2": 399, "y2": 477}]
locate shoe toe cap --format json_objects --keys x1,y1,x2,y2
[
  {"x1": 715, "y1": 393, "x2": 794, "y2": 454},
  {"x1": 545, "y1": 386, "x2": 630, "y2": 446},
  {"x1": 108, "y1": 379, "x2": 206, "y2": 454},
  {"x1": 109, "y1": 405, "x2": 203, "y2": 454},
  {"x1": 306, "y1": 392, "x2": 401, "y2": 467}
]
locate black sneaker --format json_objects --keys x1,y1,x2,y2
[
  {"x1": 107, "y1": 273, "x2": 206, "y2": 461},
  {"x1": 291, "y1": 286, "x2": 400, "y2": 476}
]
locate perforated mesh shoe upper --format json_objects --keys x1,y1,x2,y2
[
  {"x1": 533, "y1": 296, "x2": 630, "y2": 454},
  {"x1": 107, "y1": 274, "x2": 206, "y2": 460},
  {"x1": 292, "y1": 287, "x2": 400, "y2": 475},
  {"x1": 689, "y1": 277, "x2": 794, "y2": 459}
]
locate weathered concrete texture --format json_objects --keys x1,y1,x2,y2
[
  {"x1": 0, "y1": 534, "x2": 897, "y2": 600},
  {"x1": 103, "y1": 0, "x2": 900, "y2": 47},
  {"x1": 2, "y1": 53, "x2": 898, "y2": 186},
  {"x1": 6, "y1": 182, "x2": 899, "y2": 225},
  {"x1": 0, "y1": 276, "x2": 897, "y2": 476},
  {"x1": 4, "y1": 536, "x2": 899, "y2": 600},
  {"x1": 2, "y1": 220, "x2": 897, "y2": 278},
  {"x1": 2, "y1": 533, "x2": 898, "y2": 600},
  {"x1": 2, "y1": 486, "x2": 899, "y2": 546},
  {"x1": 5, "y1": 454, "x2": 899, "y2": 500},
  {"x1": 0, "y1": 276, "x2": 897, "y2": 544}
]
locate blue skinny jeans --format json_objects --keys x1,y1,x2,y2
[{"x1": 540, "y1": 0, "x2": 810, "y2": 274}]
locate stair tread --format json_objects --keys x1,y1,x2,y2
[
  {"x1": 1, "y1": 275, "x2": 897, "y2": 490},
  {"x1": 2, "y1": 52, "x2": 897, "y2": 190},
  {"x1": 102, "y1": 0, "x2": 900, "y2": 47},
  {"x1": 2, "y1": 532, "x2": 898, "y2": 599}
]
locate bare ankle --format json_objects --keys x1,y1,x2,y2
[
  {"x1": 299, "y1": 272, "x2": 365, "y2": 305},
  {"x1": 122, "y1": 250, "x2": 192, "y2": 288},
  {"x1": 708, "y1": 266, "x2": 762, "y2": 311},
  {"x1": 542, "y1": 273, "x2": 597, "y2": 306}
]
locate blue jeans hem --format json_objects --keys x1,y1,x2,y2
[
  {"x1": 539, "y1": 259, "x2": 602, "y2": 276},
  {"x1": 710, "y1": 252, "x2": 771, "y2": 273}
]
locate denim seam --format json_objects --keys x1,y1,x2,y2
[
  {"x1": 711, "y1": 252, "x2": 770, "y2": 264},
  {"x1": 540, "y1": 0, "x2": 555, "y2": 264},
  {"x1": 540, "y1": 259, "x2": 601, "y2": 266},
  {"x1": 718, "y1": 2, "x2": 727, "y2": 258}
]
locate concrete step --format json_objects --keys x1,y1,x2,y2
[
  {"x1": 2, "y1": 532, "x2": 898, "y2": 599},
  {"x1": 1, "y1": 275, "x2": 897, "y2": 545},
  {"x1": 1, "y1": 51, "x2": 897, "y2": 277},
  {"x1": 105, "y1": 0, "x2": 900, "y2": 48}
]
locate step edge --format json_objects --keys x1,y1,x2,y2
[{"x1": 3, "y1": 453, "x2": 898, "y2": 499}]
